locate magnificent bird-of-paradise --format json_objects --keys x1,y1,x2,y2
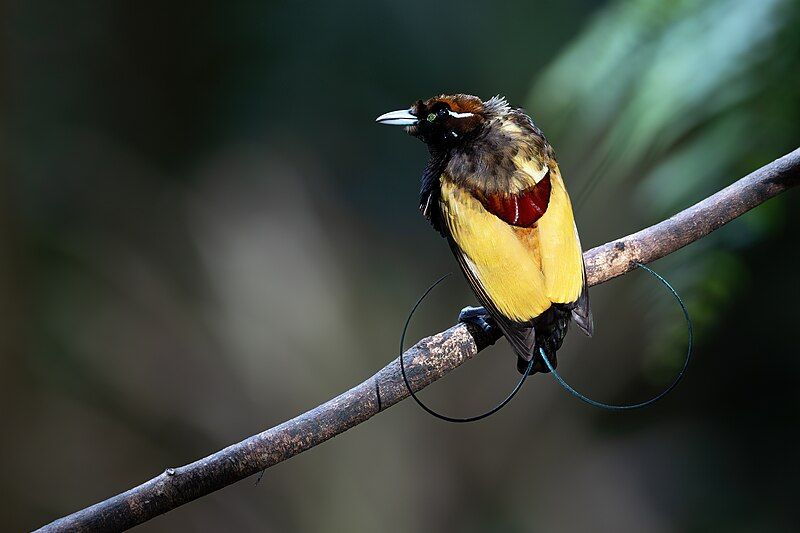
[{"x1": 377, "y1": 94, "x2": 592, "y2": 375}]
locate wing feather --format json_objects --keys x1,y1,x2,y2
[
  {"x1": 447, "y1": 236, "x2": 538, "y2": 361},
  {"x1": 438, "y1": 163, "x2": 589, "y2": 360},
  {"x1": 439, "y1": 180, "x2": 551, "y2": 322},
  {"x1": 571, "y1": 266, "x2": 593, "y2": 337},
  {"x1": 536, "y1": 167, "x2": 584, "y2": 304}
]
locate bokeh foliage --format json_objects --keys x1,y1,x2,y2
[
  {"x1": 2, "y1": 0, "x2": 798, "y2": 531},
  {"x1": 531, "y1": 0, "x2": 800, "y2": 378}
]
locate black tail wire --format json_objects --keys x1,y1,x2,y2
[{"x1": 398, "y1": 263, "x2": 692, "y2": 422}]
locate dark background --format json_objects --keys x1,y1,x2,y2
[{"x1": 2, "y1": 1, "x2": 799, "y2": 531}]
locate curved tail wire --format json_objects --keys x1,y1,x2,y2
[
  {"x1": 398, "y1": 262, "x2": 692, "y2": 421},
  {"x1": 539, "y1": 262, "x2": 693, "y2": 410},
  {"x1": 398, "y1": 274, "x2": 533, "y2": 423}
]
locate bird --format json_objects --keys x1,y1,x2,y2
[{"x1": 377, "y1": 93, "x2": 592, "y2": 374}]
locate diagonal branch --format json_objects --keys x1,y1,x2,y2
[{"x1": 37, "y1": 148, "x2": 800, "y2": 532}]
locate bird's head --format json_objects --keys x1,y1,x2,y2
[{"x1": 376, "y1": 94, "x2": 509, "y2": 149}]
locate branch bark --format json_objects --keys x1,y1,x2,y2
[{"x1": 37, "y1": 148, "x2": 800, "y2": 532}]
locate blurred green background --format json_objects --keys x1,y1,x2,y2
[{"x1": 2, "y1": 0, "x2": 799, "y2": 531}]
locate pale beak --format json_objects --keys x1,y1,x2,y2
[{"x1": 375, "y1": 109, "x2": 418, "y2": 126}]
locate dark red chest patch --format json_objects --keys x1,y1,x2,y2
[{"x1": 477, "y1": 172, "x2": 552, "y2": 227}]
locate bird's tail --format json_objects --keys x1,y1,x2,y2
[
  {"x1": 517, "y1": 347, "x2": 558, "y2": 374},
  {"x1": 516, "y1": 304, "x2": 573, "y2": 375}
]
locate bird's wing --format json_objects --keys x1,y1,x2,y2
[
  {"x1": 439, "y1": 164, "x2": 587, "y2": 358},
  {"x1": 535, "y1": 166, "x2": 585, "y2": 306},
  {"x1": 536, "y1": 164, "x2": 592, "y2": 336},
  {"x1": 439, "y1": 178, "x2": 551, "y2": 323},
  {"x1": 447, "y1": 234, "x2": 539, "y2": 361},
  {"x1": 536, "y1": 165, "x2": 592, "y2": 335},
  {"x1": 571, "y1": 267, "x2": 593, "y2": 337}
]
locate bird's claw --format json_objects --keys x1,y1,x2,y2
[{"x1": 458, "y1": 306, "x2": 500, "y2": 345}]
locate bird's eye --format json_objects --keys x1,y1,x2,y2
[{"x1": 427, "y1": 105, "x2": 451, "y2": 123}]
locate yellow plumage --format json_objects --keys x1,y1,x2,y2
[
  {"x1": 537, "y1": 167, "x2": 584, "y2": 304},
  {"x1": 440, "y1": 165, "x2": 583, "y2": 323}
]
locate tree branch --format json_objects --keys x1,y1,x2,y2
[{"x1": 37, "y1": 148, "x2": 800, "y2": 532}]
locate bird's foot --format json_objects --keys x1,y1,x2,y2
[
  {"x1": 458, "y1": 305, "x2": 493, "y2": 333},
  {"x1": 458, "y1": 306, "x2": 501, "y2": 348}
]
